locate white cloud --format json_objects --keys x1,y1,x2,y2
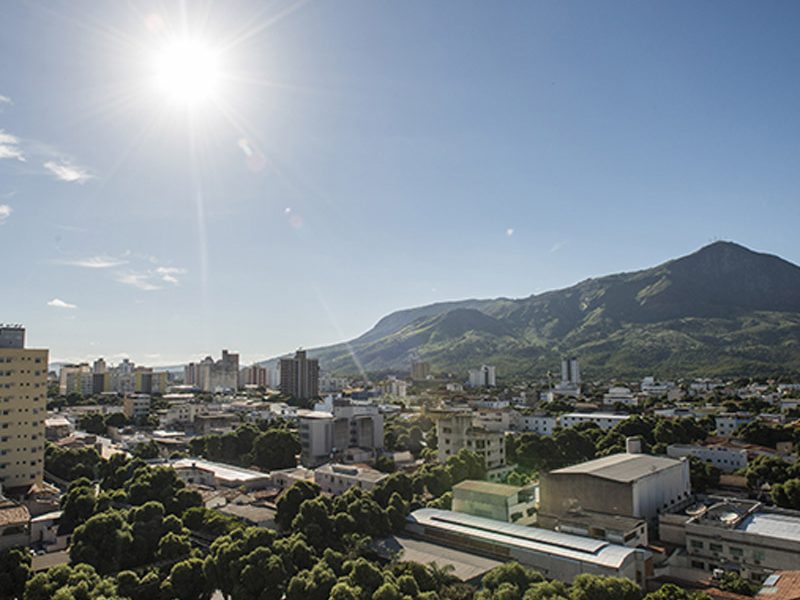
[
  {"x1": 47, "y1": 298, "x2": 77, "y2": 309},
  {"x1": 0, "y1": 130, "x2": 25, "y2": 162},
  {"x1": 0, "y1": 205, "x2": 11, "y2": 224},
  {"x1": 156, "y1": 266, "x2": 186, "y2": 285},
  {"x1": 549, "y1": 240, "x2": 566, "y2": 254},
  {"x1": 58, "y1": 256, "x2": 128, "y2": 269},
  {"x1": 43, "y1": 160, "x2": 92, "y2": 183},
  {"x1": 0, "y1": 95, "x2": 11, "y2": 105},
  {"x1": 116, "y1": 272, "x2": 161, "y2": 291},
  {"x1": 506, "y1": 228, "x2": 515, "y2": 237}
]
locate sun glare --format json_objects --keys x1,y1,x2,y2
[{"x1": 153, "y1": 38, "x2": 221, "y2": 107}]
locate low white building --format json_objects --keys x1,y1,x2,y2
[
  {"x1": 314, "y1": 463, "x2": 387, "y2": 495},
  {"x1": 715, "y1": 413, "x2": 753, "y2": 437},
  {"x1": 514, "y1": 414, "x2": 558, "y2": 436},
  {"x1": 560, "y1": 412, "x2": 630, "y2": 432},
  {"x1": 667, "y1": 443, "x2": 749, "y2": 473},
  {"x1": 603, "y1": 387, "x2": 638, "y2": 407}
]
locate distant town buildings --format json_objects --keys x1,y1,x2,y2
[
  {"x1": 468, "y1": 365, "x2": 497, "y2": 388},
  {"x1": 431, "y1": 409, "x2": 509, "y2": 480},
  {"x1": 0, "y1": 326, "x2": 47, "y2": 491},
  {"x1": 239, "y1": 363, "x2": 269, "y2": 388},
  {"x1": 561, "y1": 356, "x2": 580, "y2": 386},
  {"x1": 185, "y1": 350, "x2": 240, "y2": 393},
  {"x1": 280, "y1": 350, "x2": 319, "y2": 400}
]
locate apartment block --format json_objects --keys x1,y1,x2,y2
[
  {"x1": 0, "y1": 326, "x2": 47, "y2": 491},
  {"x1": 280, "y1": 350, "x2": 319, "y2": 400}
]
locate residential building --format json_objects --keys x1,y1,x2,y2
[
  {"x1": 452, "y1": 480, "x2": 538, "y2": 526},
  {"x1": 715, "y1": 413, "x2": 754, "y2": 437},
  {"x1": 603, "y1": 387, "x2": 638, "y2": 407},
  {"x1": 0, "y1": 326, "x2": 47, "y2": 490},
  {"x1": 515, "y1": 413, "x2": 558, "y2": 436},
  {"x1": 560, "y1": 412, "x2": 631, "y2": 432},
  {"x1": 0, "y1": 498, "x2": 30, "y2": 551},
  {"x1": 432, "y1": 409, "x2": 509, "y2": 480},
  {"x1": 239, "y1": 364, "x2": 268, "y2": 388},
  {"x1": 172, "y1": 457, "x2": 270, "y2": 490},
  {"x1": 58, "y1": 364, "x2": 93, "y2": 396},
  {"x1": 122, "y1": 394, "x2": 151, "y2": 421},
  {"x1": 185, "y1": 350, "x2": 240, "y2": 393},
  {"x1": 640, "y1": 376, "x2": 675, "y2": 398},
  {"x1": 468, "y1": 365, "x2": 497, "y2": 388},
  {"x1": 561, "y1": 357, "x2": 581, "y2": 386},
  {"x1": 411, "y1": 361, "x2": 430, "y2": 381},
  {"x1": 280, "y1": 350, "x2": 319, "y2": 400},
  {"x1": 297, "y1": 410, "x2": 333, "y2": 467},
  {"x1": 314, "y1": 463, "x2": 387, "y2": 495},
  {"x1": 379, "y1": 377, "x2": 408, "y2": 398},
  {"x1": 407, "y1": 509, "x2": 653, "y2": 585},
  {"x1": 667, "y1": 443, "x2": 749, "y2": 473},
  {"x1": 133, "y1": 367, "x2": 167, "y2": 395}
]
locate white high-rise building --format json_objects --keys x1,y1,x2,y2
[{"x1": 468, "y1": 365, "x2": 496, "y2": 387}]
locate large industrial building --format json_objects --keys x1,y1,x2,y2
[
  {"x1": 0, "y1": 326, "x2": 47, "y2": 491},
  {"x1": 452, "y1": 480, "x2": 538, "y2": 526},
  {"x1": 539, "y1": 445, "x2": 691, "y2": 546},
  {"x1": 406, "y1": 508, "x2": 652, "y2": 584}
]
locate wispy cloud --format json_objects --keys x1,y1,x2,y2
[
  {"x1": 0, "y1": 205, "x2": 11, "y2": 224},
  {"x1": 0, "y1": 130, "x2": 25, "y2": 162},
  {"x1": 506, "y1": 228, "x2": 515, "y2": 237},
  {"x1": 0, "y1": 95, "x2": 11, "y2": 110},
  {"x1": 156, "y1": 266, "x2": 186, "y2": 285},
  {"x1": 549, "y1": 240, "x2": 566, "y2": 254},
  {"x1": 43, "y1": 160, "x2": 92, "y2": 184},
  {"x1": 47, "y1": 298, "x2": 77, "y2": 309},
  {"x1": 57, "y1": 255, "x2": 129, "y2": 269},
  {"x1": 116, "y1": 272, "x2": 162, "y2": 291}
]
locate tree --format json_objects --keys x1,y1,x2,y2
[
  {"x1": 132, "y1": 440, "x2": 160, "y2": 460},
  {"x1": 276, "y1": 481, "x2": 321, "y2": 530},
  {"x1": 569, "y1": 574, "x2": 642, "y2": 600},
  {"x1": 644, "y1": 583, "x2": 712, "y2": 600},
  {"x1": 481, "y1": 562, "x2": 544, "y2": 593},
  {"x1": 292, "y1": 498, "x2": 335, "y2": 548},
  {"x1": 163, "y1": 557, "x2": 210, "y2": 600},
  {"x1": 70, "y1": 511, "x2": 133, "y2": 574},
  {"x1": 158, "y1": 531, "x2": 192, "y2": 561},
  {"x1": 772, "y1": 478, "x2": 800, "y2": 509},
  {"x1": 0, "y1": 548, "x2": 31, "y2": 600},
  {"x1": 79, "y1": 413, "x2": 107, "y2": 435},
  {"x1": 251, "y1": 429, "x2": 301, "y2": 470},
  {"x1": 688, "y1": 457, "x2": 720, "y2": 493},
  {"x1": 716, "y1": 572, "x2": 759, "y2": 596}
]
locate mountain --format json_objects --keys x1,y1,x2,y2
[{"x1": 266, "y1": 242, "x2": 800, "y2": 380}]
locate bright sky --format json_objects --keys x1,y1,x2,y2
[{"x1": 2, "y1": 1, "x2": 800, "y2": 366}]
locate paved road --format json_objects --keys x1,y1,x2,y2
[{"x1": 31, "y1": 549, "x2": 70, "y2": 571}]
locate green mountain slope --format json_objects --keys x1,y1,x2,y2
[{"x1": 270, "y1": 242, "x2": 800, "y2": 379}]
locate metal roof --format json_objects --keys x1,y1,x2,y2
[
  {"x1": 408, "y1": 508, "x2": 644, "y2": 569},
  {"x1": 737, "y1": 512, "x2": 800, "y2": 542},
  {"x1": 453, "y1": 480, "x2": 525, "y2": 496},
  {"x1": 549, "y1": 453, "x2": 683, "y2": 483}
]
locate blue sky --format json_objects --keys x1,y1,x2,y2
[{"x1": 2, "y1": 0, "x2": 800, "y2": 366}]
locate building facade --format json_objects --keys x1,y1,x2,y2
[
  {"x1": 0, "y1": 326, "x2": 47, "y2": 490},
  {"x1": 280, "y1": 350, "x2": 319, "y2": 400}
]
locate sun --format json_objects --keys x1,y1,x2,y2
[{"x1": 152, "y1": 38, "x2": 221, "y2": 107}]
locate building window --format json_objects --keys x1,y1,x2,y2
[
  {"x1": 709, "y1": 543, "x2": 723, "y2": 553},
  {"x1": 690, "y1": 539, "x2": 703, "y2": 549}
]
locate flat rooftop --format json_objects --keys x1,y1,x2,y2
[
  {"x1": 409, "y1": 508, "x2": 644, "y2": 569},
  {"x1": 737, "y1": 512, "x2": 800, "y2": 543},
  {"x1": 562, "y1": 413, "x2": 631, "y2": 420},
  {"x1": 453, "y1": 480, "x2": 526, "y2": 496},
  {"x1": 172, "y1": 458, "x2": 268, "y2": 483},
  {"x1": 549, "y1": 452, "x2": 682, "y2": 483}
]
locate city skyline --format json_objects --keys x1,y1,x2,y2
[{"x1": 4, "y1": 1, "x2": 800, "y2": 366}]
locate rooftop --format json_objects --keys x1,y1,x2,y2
[
  {"x1": 409, "y1": 508, "x2": 645, "y2": 569},
  {"x1": 453, "y1": 480, "x2": 528, "y2": 496},
  {"x1": 549, "y1": 452, "x2": 683, "y2": 482},
  {"x1": 0, "y1": 500, "x2": 30, "y2": 526},
  {"x1": 172, "y1": 457, "x2": 269, "y2": 483},
  {"x1": 562, "y1": 412, "x2": 631, "y2": 420},
  {"x1": 737, "y1": 511, "x2": 800, "y2": 543}
]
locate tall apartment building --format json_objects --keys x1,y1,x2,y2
[
  {"x1": 411, "y1": 361, "x2": 430, "y2": 381},
  {"x1": 468, "y1": 365, "x2": 496, "y2": 387},
  {"x1": 561, "y1": 356, "x2": 580, "y2": 385},
  {"x1": 0, "y1": 326, "x2": 47, "y2": 491},
  {"x1": 239, "y1": 364, "x2": 269, "y2": 388},
  {"x1": 280, "y1": 350, "x2": 319, "y2": 400},
  {"x1": 185, "y1": 350, "x2": 240, "y2": 392},
  {"x1": 59, "y1": 364, "x2": 94, "y2": 396}
]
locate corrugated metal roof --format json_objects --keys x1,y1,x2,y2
[
  {"x1": 453, "y1": 480, "x2": 524, "y2": 496},
  {"x1": 408, "y1": 508, "x2": 644, "y2": 569},
  {"x1": 549, "y1": 453, "x2": 682, "y2": 482}
]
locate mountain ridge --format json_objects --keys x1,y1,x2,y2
[{"x1": 262, "y1": 242, "x2": 800, "y2": 380}]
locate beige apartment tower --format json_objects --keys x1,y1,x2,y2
[{"x1": 0, "y1": 326, "x2": 47, "y2": 491}]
